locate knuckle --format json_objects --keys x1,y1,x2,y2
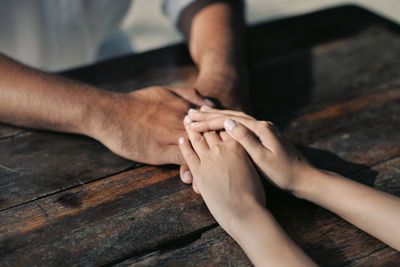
[
  {"x1": 255, "y1": 146, "x2": 267, "y2": 157},
  {"x1": 237, "y1": 128, "x2": 253, "y2": 142},
  {"x1": 206, "y1": 120, "x2": 216, "y2": 128},
  {"x1": 259, "y1": 120, "x2": 274, "y2": 130},
  {"x1": 241, "y1": 131, "x2": 253, "y2": 142},
  {"x1": 211, "y1": 143, "x2": 223, "y2": 153},
  {"x1": 237, "y1": 111, "x2": 246, "y2": 117},
  {"x1": 267, "y1": 121, "x2": 276, "y2": 128},
  {"x1": 192, "y1": 135, "x2": 204, "y2": 143},
  {"x1": 182, "y1": 102, "x2": 191, "y2": 110},
  {"x1": 188, "y1": 87, "x2": 197, "y2": 95}
]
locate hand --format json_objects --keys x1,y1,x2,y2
[
  {"x1": 194, "y1": 69, "x2": 250, "y2": 112},
  {"x1": 178, "y1": 116, "x2": 265, "y2": 233},
  {"x1": 179, "y1": 71, "x2": 251, "y2": 184},
  {"x1": 88, "y1": 86, "x2": 211, "y2": 165},
  {"x1": 185, "y1": 107, "x2": 313, "y2": 195}
]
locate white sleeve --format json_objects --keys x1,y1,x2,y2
[{"x1": 162, "y1": 0, "x2": 197, "y2": 27}]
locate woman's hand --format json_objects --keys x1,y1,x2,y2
[
  {"x1": 178, "y1": 116, "x2": 266, "y2": 234},
  {"x1": 179, "y1": 114, "x2": 316, "y2": 267},
  {"x1": 186, "y1": 107, "x2": 313, "y2": 196}
]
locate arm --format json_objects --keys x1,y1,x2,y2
[
  {"x1": 178, "y1": 118, "x2": 315, "y2": 266},
  {"x1": 0, "y1": 53, "x2": 211, "y2": 165},
  {"x1": 0, "y1": 54, "x2": 100, "y2": 134},
  {"x1": 178, "y1": 0, "x2": 250, "y2": 111},
  {"x1": 186, "y1": 107, "x2": 400, "y2": 251},
  {"x1": 230, "y1": 203, "x2": 316, "y2": 267},
  {"x1": 297, "y1": 168, "x2": 400, "y2": 251}
]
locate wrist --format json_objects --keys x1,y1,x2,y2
[
  {"x1": 79, "y1": 89, "x2": 121, "y2": 140},
  {"x1": 195, "y1": 65, "x2": 249, "y2": 110},
  {"x1": 292, "y1": 165, "x2": 337, "y2": 201},
  {"x1": 198, "y1": 59, "x2": 248, "y2": 85},
  {"x1": 226, "y1": 200, "x2": 269, "y2": 241}
]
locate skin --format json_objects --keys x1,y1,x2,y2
[
  {"x1": 180, "y1": 0, "x2": 249, "y2": 111},
  {"x1": 181, "y1": 107, "x2": 400, "y2": 265},
  {"x1": 178, "y1": 0, "x2": 250, "y2": 180},
  {"x1": 179, "y1": 116, "x2": 316, "y2": 267},
  {"x1": 0, "y1": 0, "x2": 249, "y2": 166}
]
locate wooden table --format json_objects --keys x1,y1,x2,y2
[{"x1": 1, "y1": 5, "x2": 399, "y2": 266}]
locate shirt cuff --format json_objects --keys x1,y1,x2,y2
[{"x1": 163, "y1": 0, "x2": 197, "y2": 27}]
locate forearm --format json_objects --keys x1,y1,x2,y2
[
  {"x1": 180, "y1": 0, "x2": 249, "y2": 108},
  {"x1": 0, "y1": 54, "x2": 109, "y2": 136},
  {"x1": 188, "y1": 1, "x2": 246, "y2": 75},
  {"x1": 296, "y1": 168, "x2": 400, "y2": 250},
  {"x1": 229, "y1": 203, "x2": 316, "y2": 267}
]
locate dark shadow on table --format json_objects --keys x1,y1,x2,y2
[{"x1": 248, "y1": 4, "x2": 400, "y2": 125}]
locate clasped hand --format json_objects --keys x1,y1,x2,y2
[{"x1": 178, "y1": 107, "x2": 314, "y2": 230}]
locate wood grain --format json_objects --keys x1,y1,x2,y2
[
  {"x1": 0, "y1": 124, "x2": 25, "y2": 140},
  {"x1": 0, "y1": 92, "x2": 398, "y2": 265},
  {"x1": 0, "y1": 166, "x2": 212, "y2": 266},
  {"x1": 0, "y1": 132, "x2": 133, "y2": 211},
  {"x1": 2, "y1": 5, "x2": 400, "y2": 213},
  {"x1": 1, "y1": 5, "x2": 399, "y2": 266},
  {"x1": 116, "y1": 157, "x2": 400, "y2": 266}
]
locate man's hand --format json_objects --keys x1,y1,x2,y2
[
  {"x1": 88, "y1": 86, "x2": 211, "y2": 165},
  {"x1": 194, "y1": 68, "x2": 250, "y2": 112},
  {"x1": 179, "y1": 0, "x2": 250, "y2": 112},
  {"x1": 0, "y1": 54, "x2": 211, "y2": 166}
]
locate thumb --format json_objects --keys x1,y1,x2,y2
[
  {"x1": 180, "y1": 165, "x2": 193, "y2": 184},
  {"x1": 224, "y1": 118, "x2": 262, "y2": 154},
  {"x1": 170, "y1": 87, "x2": 214, "y2": 108}
]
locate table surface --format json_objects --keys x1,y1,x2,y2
[{"x1": 1, "y1": 5, "x2": 400, "y2": 266}]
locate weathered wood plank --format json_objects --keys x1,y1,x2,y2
[
  {"x1": 1, "y1": 5, "x2": 399, "y2": 211},
  {"x1": 1, "y1": 6, "x2": 399, "y2": 266},
  {"x1": 0, "y1": 123, "x2": 25, "y2": 140},
  {"x1": 116, "y1": 157, "x2": 400, "y2": 266},
  {"x1": 251, "y1": 25, "x2": 400, "y2": 121},
  {"x1": 60, "y1": 5, "x2": 400, "y2": 89},
  {"x1": 0, "y1": 83, "x2": 397, "y2": 213},
  {"x1": 60, "y1": 44, "x2": 199, "y2": 98},
  {"x1": 118, "y1": 227, "x2": 249, "y2": 267},
  {"x1": 0, "y1": 166, "x2": 212, "y2": 266},
  {"x1": 0, "y1": 89, "x2": 398, "y2": 265},
  {"x1": 0, "y1": 132, "x2": 133, "y2": 211},
  {"x1": 286, "y1": 87, "x2": 400, "y2": 174},
  {"x1": 248, "y1": 5, "x2": 400, "y2": 65}
]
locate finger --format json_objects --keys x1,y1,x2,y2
[
  {"x1": 180, "y1": 165, "x2": 193, "y2": 184},
  {"x1": 189, "y1": 115, "x2": 257, "y2": 133},
  {"x1": 184, "y1": 116, "x2": 209, "y2": 155},
  {"x1": 199, "y1": 106, "x2": 254, "y2": 119},
  {"x1": 224, "y1": 118, "x2": 269, "y2": 155},
  {"x1": 188, "y1": 110, "x2": 225, "y2": 121},
  {"x1": 203, "y1": 131, "x2": 221, "y2": 147},
  {"x1": 219, "y1": 131, "x2": 231, "y2": 141},
  {"x1": 178, "y1": 137, "x2": 200, "y2": 169},
  {"x1": 169, "y1": 88, "x2": 215, "y2": 108},
  {"x1": 188, "y1": 109, "x2": 253, "y2": 122},
  {"x1": 192, "y1": 177, "x2": 200, "y2": 194},
  {"x1": 251, "y1": 121, "x2": 283, "y2": 151}
]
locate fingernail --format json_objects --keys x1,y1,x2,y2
[
  {"x1": 204, "y1": 98, "x2": 215, "y2": 107},
  {"x1": 179, "y1": 137, "x2": 185, "y2": 144},
  {"x1": 201, "y1": 105, "x2": 212, "y2": 111},
  {"x1": 224, "y1": 118, "x2": 237, "y2": 132},
  {"x1": 189, "y1": 108, "x2": 199, "y2": 113},
  {"x1": 184, "y1": 115, "x2": 192, "y2": 124},
  {"x1": 183, "y1": 171, "x2": 192, "y2": 183},
  {"x1": 190, "y1": 122, "x2": 199, "y2": 127}
]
